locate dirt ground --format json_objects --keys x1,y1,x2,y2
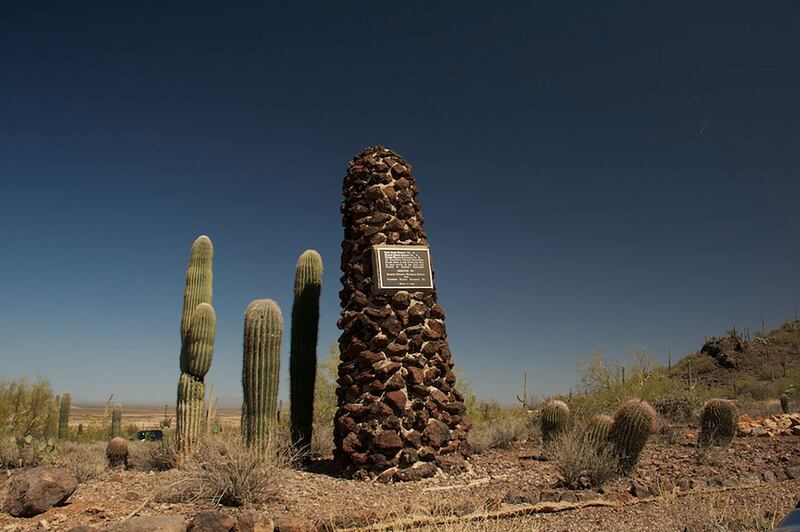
[{"x1": 2, "y1": 421, "x2": 799, "y2": 531}]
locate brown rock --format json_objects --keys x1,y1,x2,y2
[
  {"x1": 392, "y1": 462, "x2": 438, "y2": 482},
  {"x1": 384, "y1": 390, "x2": 407, "y2": 412},
  {"x1": 273, "y1": 516, "x2": 315, "y2": 532},
  {"x1": 189, "y1": 510, "x2": 237, "y2": 531},
  {"x1": 374, "y1": 431, "x2": 403, "y2": 451},
  {"x1": 2, "y1": 467, "x2": 78, "y2": 518},
  {"x1": 629, "y1": 480, "x2": 652, "y2": 498},
  {"x1": 408, "y1": 304, "x2": 428, "y2": 322},
  {"x1": 237, "y1": 511, "x2": 275, "y2": 532},
  {"x1": 408, "y1": 366, "x2": 425, "y2": 384},
  {"x1": 110, "y1": 515, "x2": 187, "y2": 532},
  {"x1": 390, "y1": 291, "x2": 411, "y2": 309},
  {"x1": 423, "y1": 419, "x2": 450, "y2": 447}
]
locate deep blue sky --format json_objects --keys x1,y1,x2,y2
[{"x1": 1, "y1": 2, "x2": 798, "y2": 405}]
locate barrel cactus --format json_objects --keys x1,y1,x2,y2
[
  {"x1": 587, "y1": 414, "x2": 614, "y2": 447},
  {"x1": 176, "y1": 236, "x2": 216, "y2": 453},
  {"x1": 608, "y1": 398, "x2": 657, "y2": 474},
  {"x1": 110, "y1": 403, "x2": 122, "y2": 439},
  {"x1": 106, "y1": 437, "x2": 129, "y2": 468},
  {"x1": 781, "y1": 393, "x2": 790, "y2": 414},
  {"x1": 541, "y1": 400, "x2": 570, "y2": 444},
  {"x1": 290, "y1": 250, "x2": 323, "y2": 451},
  {"x1": 242, "y1": 299, "x2": 283, "y2": 450},
  {"x1": 58, "y1": 393, "x2": 71, "y2": 440},
  {"x1": 698, "y1": 398, "x2": 737, "y2": 447}
]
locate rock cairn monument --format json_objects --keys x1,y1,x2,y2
[{"x1": 335, "y1": 146, "x2": 470, "y2": 481}]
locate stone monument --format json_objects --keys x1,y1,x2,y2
[{"x1": 334, "y1": 146, "x2": 470, "y2": 481}]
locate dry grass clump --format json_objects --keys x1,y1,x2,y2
[
  {"x1": 129, "y1": 439, "x2": 178, "y2": 471},
  {"x1": 468, "y1": 416, "x2": 530, "y2": 454},
  {"x1": 684, "y1": 492, "x2": 786, "y2": 531},
  {"x1": 165, "y1": 434, "x2": 296, "y2": 507},
  {"x1": 52, "y1": 441, "x2": 107, "y2": 482},
  {"x1": 310, "y1": 421, "x2": 334, "y2": 457},
  {"x1": 549, "y1": 427, "x2": 617, "y2": 489}
]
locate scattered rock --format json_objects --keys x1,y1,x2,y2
[
  {"x1": 236, "y1": 511, "x2": 275, "y2": 532},
  {"x1": 272, "y1": 516, "x2": 315, "y2": 532},
  {"x1": 109, "y1": 515, "x2": 187, "y2": 532},
  {"x1": 629, "y1": 480, "x2": 652, "y2": 498},
  {"x1": 2, "y1": 467, "x2": 78, "y2": 518},
  {"x1": 189, "y1": 510, "x2": 237, "y2": 531}
]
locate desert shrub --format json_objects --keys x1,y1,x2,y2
[
  {"x1": 53, "y1": 442, "x2": 106, "y2": 482},
  {"x1": 0, "y1": 377, "x2": 58, "y2": 446},
  {"x1": 167, "y1": 434, "x2": 296, "y2": 507},
  {"x1": 0, "y1": 436, "x2": 49, "y2": 468},
  {"x1": 736, "y1": 394, "x2": 781, "y2": 417},
  {"x1": 652, "y1": 391, "x2": 700, "y2": 422},
  {"x1": 314, "y1": 345, "x2": 340, "y2": 425},
  {"x1": 468, "y1": 416, "x2": 530, "y2": 454},
  {"x1": 550, "y1": 427, "x2": 617, "y2": 489},
  {"x1": 129, "y1": 439, "x2": 178, "y2": 471}
]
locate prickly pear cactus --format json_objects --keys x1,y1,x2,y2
[
  {"x1": 587, "y1": 413, "x2": 613, "y2": 447},
  {"x1": 608, "y1": 398, "x2": 657, "y2": 474},
  {"x1": 110, "y1": 403, "x2": 122, "y2": 439},
  {"x1": 242, "y1": 299, "x2": 283, "y2": 450},
  {"x1": 541, "y1": 400, "x2": 570, "y2": 444},
  {"x1": 106, "y1": 437, "x2": 129, "y2": 468},
  {"x1": 290, "y1": 249, "x2": 323, "y2": 452},
  {"x1": 698, "y1": 398, "x2": 737, "y2": 447},
  {"x1": 58, "y1": 393, "x2": 71, "y2": 440}
]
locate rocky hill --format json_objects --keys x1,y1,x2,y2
[{"x1": 669, "y1": 320, "x2": 800, "y2": 396}]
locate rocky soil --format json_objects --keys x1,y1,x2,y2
[{"x1": 1, "y1": 426, "x2": 798, "y2": 531}]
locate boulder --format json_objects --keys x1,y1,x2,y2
[{"x1": 2, "y1": 467, "x2": 78, "y2": 518}]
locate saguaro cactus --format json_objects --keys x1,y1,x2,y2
[
  {"x1": 242, "y1": 299, "x2": 283, "y2": 450},
  {"x1": 110, "y1": 403, "x2": 122, "y2": 439},
  {"x1": 58, "y1": 393, "x2": 71, "y2": 440},
  {"x1": 541, "y1": 400, "x2": 570, "y2": 444},
  {"x1": 781, "y1": 393, "x2": 790, "y2": 414},
  {"x1": 290, "y1": 249, "x2": 323, "y2": 451},
  {"x1": 176, "y1": 235, "x2": 215, "y2": 453},
  {"x1": 587, "y1": 414, "x2": 614, "y2": 447},
  {"x1": 698, "y1": 398, "x2": 737, "y2": 447},
  {"x1": 608, "y1": 398, "x2": 657, "y2": 474}
]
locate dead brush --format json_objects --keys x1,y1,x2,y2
[
  {"x1": 468, "y1": 416, "x2": 530, "y2": 454},
  {"x1": 549, "y1": 427, "x2": 617, "y2": 489},
  {"x1": 164, "y1": 433, "x2": 297, "y2": 507},
  {"x1": 51, "y1": 441, "x2": 107, "y2": 482}
]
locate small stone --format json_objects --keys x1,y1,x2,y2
[
  {"x1": 236, "y1": 510, "x2": 275, "y2": 532},
  {"x1": 392, "y1": 462, "x2": 438, "y2": 482},
  {"x1": 189, "y1": 510, "x2": 237, "y2": 531},
  {"x1": 384, "y1": 390, "x2": 407, "y2": 412},
  {"x1": 559, "y1": 491, "x2": 579, "y2": 503},
  {"x1": 109, "y1": 515, "x2": 187, "y2": 532},
  {"x1": 539, "y1": 490, "x2": 561, "y2": 502},
  {"x1": 629, "y1": 480, "x2": 652, "y2": 498},
  {"x1": 762, "y1": 470, "x2": 778, "y2": 484},
  {"x1": 273, "y1": 516, "x2": 315, "y2": 532}
]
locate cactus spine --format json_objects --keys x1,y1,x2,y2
[
  {"x1": 781, "y1": 393, "x2": 790, "y2": 414},
  {"x1": 58, "y1": 393, "x2": 71, "y2": 440},
  {"x1": 541, "y1": 400, "x2": 570, "y2": 444},
  {"x1": 587, "y1": 414, "x2": 613, "y2": 447},
  {"x1": 176, "y1": 235, "x2": 215, "y2": 453},
  {"x1": 608, "y1": 398, "x2": 656, "y2": 474},
  {"x1": 242, "y1": 299, "x2": 283, "y2": 450},
  {"x1": 290, "y1": 250, "x2": 323, "y2": 451},
  {"x1": 110, "y1": 403, "x2": 122, "y2": 439},
  {"x1": 698, "y1": 398, "x2": 737, "y2": 447}
]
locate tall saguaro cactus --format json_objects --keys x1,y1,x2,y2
[
  {"x1": 242, "y1": 299, "x2": 283, "y2": 451},
  {"x1": 290, "y1": 249, "x2": 323, "y2": 451},
  {"x1": 58, "y1": 393, "x2": 71, "y2": 440},
  {"x1": 110, "y1": 403, "x2": 122, "y2": 439},
  {"x1": 176, "y1": 235, "x2": 216, "y2": 453}
]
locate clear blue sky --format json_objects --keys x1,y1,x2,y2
[{"x1": 1, "y1": 2, "x2": 798, "y2": 405}]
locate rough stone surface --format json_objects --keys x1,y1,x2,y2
[
  {"x1": 334, "y1": 146, "x2": 469, "y2": 478},
  {"x1": 189, "y1": 510, "x2": 237, "y2": 531},
  {"x1": 109, "y1": 515, "x2": 187, "y2": 531},
  {"x1": 272, "y1": 516, "x2": 315, "y2": 532},
  {"x1": 236, "y1": 511, "x2": 275, "y2": 532},
  {"x1": 1, "y1": 467, "x2": 78, "y2": 518}
]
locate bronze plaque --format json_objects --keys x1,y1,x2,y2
[{"x1": 372, "y1": 245, "x2": 434, "y2": 291}]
